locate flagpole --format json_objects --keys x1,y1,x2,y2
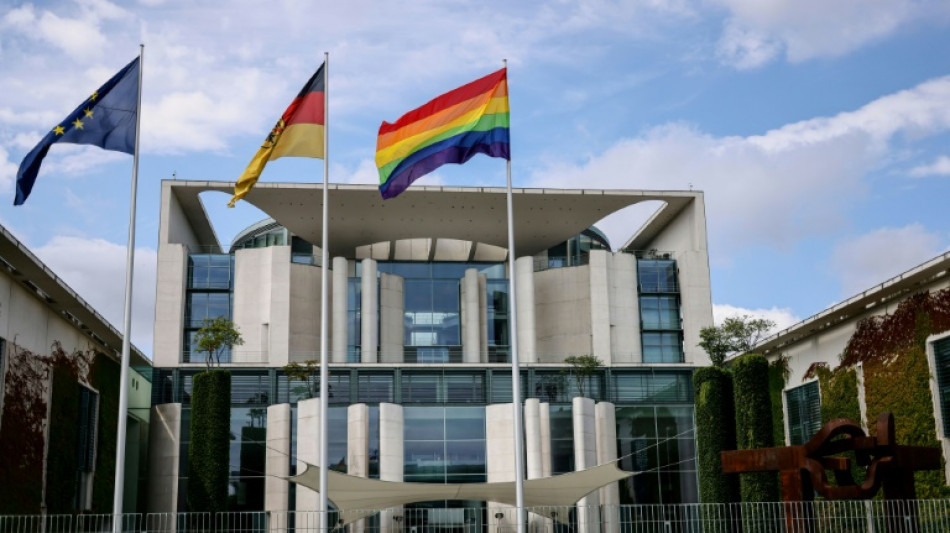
[
  {"x1": 112, "y1": 43, "x2": 143, "y2": 532},
  {"x1": 503, "y1": 58, "x2": 527, "y2": 533},
  {"x1": 319, "y1": 50, "x2": 331, "y2": 533}
]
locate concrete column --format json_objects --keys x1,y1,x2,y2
[
  {"x1": 379, "y1": 403, "x2": 405, "y2": 533},
  {"x1": 361, "y1": 258, "x2": 378, "y2": 363},
  {"x1": 332, "y1": 257, "x2": 348, "y2": 363},
  {"x1": 596, "y1": 402, "x2": 619, "y2": 533},
  {"x1": 266, "y1": 404, "x2": 291, "y2": 523},
  {"x1": 515, "y1": 256, "x2": 537, "y2": 363},
  {"x1": 295, "y1": 398, "x2": 322, "y2": 512},
  {"x1": 540, "y1": 403, "x2": 552, "y2": 478},
  {"x1": 146, "y1": 403, "x2": 181, "y2": 513},
  {"x1": 610, "y1": 252, "x2": 641, "y2": 363},
  {"x1": 588, "y1": 250, "x2": 611, "y2": 361},
  {"x1": 524, "y1": 399, "x2": 551, "y2": 533},
  {"x1": 486, "y1": 403, "x2": 516, "y2": 533},
  {"x1": 348, "y1": 404, "x2": 370, "y2": 533},
  {"x1": 479, "y1": 273, "x2": 488, "y2": 361},
  {"x1": 573, "y1": 397, "x2": 600, "y2": 533},
  {"x1": 462, "y1": 268, "x2": 481, "y2": 363},
  {"x1": 379, "y1": 273, "x2": 405, "y2": 363}
]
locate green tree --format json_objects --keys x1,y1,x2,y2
[
  {"x1": 194, "y1": 316, "x2": 244, "y2": 368},
  {"x1": 283, "y1": 359, "x2": 320, "y2": 399},
  {"x1": 562, "y1": 355, "x2": 603, "y2": 397},
  {"x1": 698, "y1": 315, "x2": 776, "y2": 367}
]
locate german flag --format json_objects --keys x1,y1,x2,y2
[{"x1": 228, "y1": 63, "x2": 325, "y2": 207}]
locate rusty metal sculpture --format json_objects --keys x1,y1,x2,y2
[{"x1": 720, "y1": 413, "x2": 941, "y2": 532}]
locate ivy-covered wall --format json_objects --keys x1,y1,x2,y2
[
  {"x1": 732, "y1": 354, "x2": 779, "y2": 502},
  {"x1": 768, "y1": 357, "x2": 788, "y2": 446},
  {"x1": 806, "y1": 363, "x2": 865, "y2": 487},
  {"x1": 839, "y1": 290, "x2": 950, "y2": 498},
  {"x1": 188, "y1": 369, "x2": 231, "y2": 513},
  {"x1": 693, "y1": 366, "x2": 739, "y2": 504},
  {"x1": 90, "y1": 353, "x2": 120, "y2": 512},
  {"x1": 45, "y1": 364, "x2": 82, "y2": 513}
]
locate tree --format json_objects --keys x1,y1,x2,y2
[
  {"x1": 283, "y1": 359, "x2": 321, "y2": 399},
  {"x1": 562, "y1": 355, "x2": 603, "y2": 397},
  {"x1": 194, "y1": 316, "x2": 244, "y2": 368},
  {"x1": 698, "y1": 315, "x2": 776, "y2": 367}
]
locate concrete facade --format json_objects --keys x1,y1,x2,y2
[
  {"x1": 148, "y1": 182, "x2": 715, "y2": 518},
  {"x1": 752, "y1": 251, "x2": 950, "y2": 480},
  {"x1": 0, "y1": 223, "x2": 151, "y2": 513}
]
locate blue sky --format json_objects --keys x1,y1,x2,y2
[{"x1": 2, "y1": 0, "x2": 950, "y2": 358}]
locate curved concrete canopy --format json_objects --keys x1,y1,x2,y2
[{"x1": 172, "y1": 181, "x2": 699, "y2": 257}]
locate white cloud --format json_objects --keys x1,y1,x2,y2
[
  {"x1": 830, "y1": 224, "x2": 947, "y2": 297},
  {"x1": 910, "y1": 155, "x2": 950, "y2": 177},
  {"x1": 34, "y1": 236, "x2": 157, "y2": 358},
  {"x1": 528, "y1": 75, "x2": 950, "y2": 257},
  {"x1": 711, "y1": 0, "x2": 950, "y2": 68},
  {"x1": 712, "y1": 303, "x2": 800, "y2": 332},
  {"x1": 0, "y1": 145, "x2": 18, "y2": 194}
]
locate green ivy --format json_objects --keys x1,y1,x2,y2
[
  {"x1": 767, "y1": 357, "x2": 789, "y2": 446},
  {"x1": 188, "y1": 369, "x2": 231, "y2": 513},
  {"x1": 693, "y1": 367, "x2": 739, "y2": 505},
  {"x1": 812, "y1": 364, "x2": 865, "y2": 487},
  {"x1": 89, "y1": 353, "x2": 119, "y2": 511},
  {"x1": 732, "y1": 354, "x2": 779, "y2": 503},
  {"x1": 45, "y1": 364, "x2": 81, "y2": 513}
]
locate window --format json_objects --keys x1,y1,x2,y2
[
  {"x1": 184, "y1": 254, "x2": 234, "y2": 363},
  {"x1": 638, "y1": 259, "x2": 684, "y2": 363},
  {"x1": 638, "y1": 259, "x2": 678, "y2": 293},
  {"x1": 786, "y1": 381, "x2": 821, "y2": 445},
  {"x1": 640, "y1": 295, "x2": 681, "y2": 330},
  {"x1": 642, "y1": 332, "x2": 684, "y2": 364},
  {"x1": 933, "y1": 336, "x2": 950, "y2": 438},
  {"x1": 77, "y1": 385, "x2": 98, "y2": 472}
]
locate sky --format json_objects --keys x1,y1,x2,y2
[{"x1": 2, "y1": 0, "x2": 950, "y2": 359}]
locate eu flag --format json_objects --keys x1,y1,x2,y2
[{"x1": 15, "y1": 57, "x2": 140, "y2": 205}]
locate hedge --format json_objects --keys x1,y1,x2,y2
[
  {"x1": 693, "y1": 366, "x2": 739, "y2": 504},
  {"x1": 732, "y1": 353, "x2": 779, "y2": 503},
  {"x1": 188, "y1": 369, "x2": 231, "y2": 513}
]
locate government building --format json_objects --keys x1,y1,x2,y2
[{"x1": 146, "y1": 181, "x2": 714, "y2": 527}]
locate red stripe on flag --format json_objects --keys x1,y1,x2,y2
[
  {"x1": 283, "y1": 91, "x2": 325, "y2": 127},
  {"x1": 378, "y1": 68, "x2": 506, "y2": 135}
]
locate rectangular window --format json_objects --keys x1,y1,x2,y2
[
  {"x1": 637, "y1": 259, "x2": 678, "y2": 293},
  {"x1": 642, "y1": 332, "x2": 684, "y2": 363},
  {"x1": 933, "y1": 336, "x2": 950, "y2": 438},
  {"x1": 640, "y1": 295, "x2": 681, "y2": 330},
  {"x1": 786, "y1": 381, "x2": 821, "y2": 445},
  {"x1": 77, "y1": 385, "x2": 98, "y2": 472}
]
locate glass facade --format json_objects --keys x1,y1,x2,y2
[
  {"x1": 348, "y1": 261, "x2": 509, "y2": 363},
  {"x1": 184, "y1": 254, "x2": 234, "y2": 363},
  {"x1": 638, "y1": 259, "x2": 684, "y2": 363},
  {"x1": 404, "y1": 407, "x2": 486, "y2": 483},
  {"x1": 156, "y1": 366, "x2": 697, "y2": 511}
]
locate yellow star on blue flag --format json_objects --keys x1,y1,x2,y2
[{"x1": 15, "y1": 57, "x2": 140, "y2": 205}]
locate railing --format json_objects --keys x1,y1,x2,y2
[{"x1": 4, "y1": 501, "x2": 950, "y2": 532}]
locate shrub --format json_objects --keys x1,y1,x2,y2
[
  {"x1": 188, "y1": 369, "x2": 231, "y2": 513},
  {"x1": 693, "y1": 366, "x2": 739, "y2": 504},
  {"x1": 732, "y1": 354, "x2": 779, "y2": 503}
]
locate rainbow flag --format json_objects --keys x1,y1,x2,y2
[
  {"x1": 228, "y1": 63, "x2": 326, "y2": 207},
  {"x1": 376, "y1": 68, "x2": 510, "y2": 199}
]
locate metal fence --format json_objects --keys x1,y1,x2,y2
[{"x1": 2, "y1": 500, "x2": 949, "y2": 533}]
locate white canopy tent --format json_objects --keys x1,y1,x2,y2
[{"x1": 289, "y1": 462, "x2": 634, "y2": 526}]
